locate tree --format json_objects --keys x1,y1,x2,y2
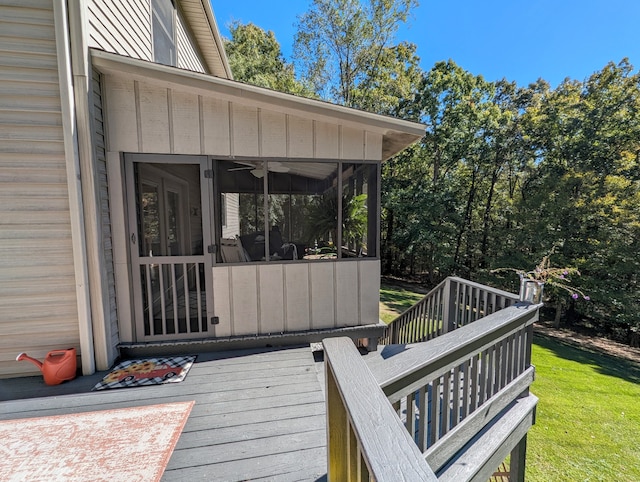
[
  {"x1": 224, "y1": 22, "x2": 313, "y2": 97},
  {"x1": 294, "y1": 0, "x2": 418, "y2": 110}
]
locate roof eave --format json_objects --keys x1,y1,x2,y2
[
  {"x1": 200, "y1": 0, "x2": 233, "y2": 79},
  {"x1": 90, "y1": 49, "x2": 425, "y2": 159}
]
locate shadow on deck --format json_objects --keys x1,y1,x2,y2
[{"x1": 0, "y1": 346, "x2": 329, "y2": 481}]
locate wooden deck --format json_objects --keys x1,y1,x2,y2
[{"x1": 0, "y1": 346, "x2": 328, "y2": 481}]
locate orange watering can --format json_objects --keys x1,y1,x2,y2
[{"x1": 16, "y1": 348, "x2": 77, "y2": 385}]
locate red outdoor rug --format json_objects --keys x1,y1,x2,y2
[
  {"x1": 0, "y1": 401, "x2": 194, "y2": 481},
  {"x1": 92, "y1": 355, "x2": 196, "y2": 390}
]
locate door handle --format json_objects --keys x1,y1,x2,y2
[{"x1": 131, "y1": 233, "x2": 136, "y2": 244}]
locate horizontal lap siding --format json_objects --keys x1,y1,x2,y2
[
  {"x1": 176, "y1": 9, "x2": 205, "y2": 73},
  {"x1": 92, "y1": 69, "x2": 119, "y2": 362},
  {"x1": 87, "y1": 1, "x2": 206, "y2": 74},
  {"x1": 0, "y1": 0, "x2": 79, "y2": 377},
  {"x1": 87, "y1": 0, "x2": 152, "y2": 61}
]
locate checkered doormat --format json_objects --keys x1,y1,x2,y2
[{"x1": 93, "y1": 355, "x2": 196, "y2": 390}]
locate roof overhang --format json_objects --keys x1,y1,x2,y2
[
  {"x1": 179, "y1": 0, "x2": 233, "y2": 78},
  {"x1": 90, "y1": 49, "x2": 425, "y2": 160}
]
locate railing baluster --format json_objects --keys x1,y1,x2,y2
[
  {"x1": 460, "y1": 360, "x2": 469, "y2": 420},
  {"x1": 429, "y1": 378, "x2": 440, "y2": 446},
  {"x1": 418, "y1": 385, "x2": 427, "y2": 451},
  {"x1": 145, "y1": 264, "x2": 153, "y2": 335},
  {"x1": 469, "y1": 353, "x2": 479, "y2": 413},
  {"x1": 171, "y1": 263, "x2": 179, "y2": 334},
  {"x1": 159, "y1": 264, "x2": 167, "y2": 335},
  {"x1": 195, "y1": 262, "x2": 203, "y2": 330},
  {"x1": 183, "y1": 263, "x2": 190, "y2": 332},
  {"x1": 441, "y1": 371, "x2": 451, "y2": 436},
  {"x1": 451, "y1": 365, "x2": 461, "y2": 428},
  {"x1": 405, "y1": 392, "x2": 415, "y2": 438}
]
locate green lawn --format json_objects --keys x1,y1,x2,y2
[
  {"x1": 527, "y1": 335, "x2": 640, "y2": 481},
  {"x1": 378, "y1": 283, "x2": 640, "y2": 480},
  {"x1": 379, "y1": 281, "x2": 426, "y2": 323}
]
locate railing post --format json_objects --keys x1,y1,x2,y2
[
  {"x1": 324, "y1": 337, "x2": 438, "y2": 481},
  {"x1": 509, "y1": 434, "x2": 528, "y2": 482},
  {"x1": 441, "y1": 278, "x2": 457, "y2": 333},
  {"x1": 326, "y1": 362, "x2": 349, "y2": 481}
]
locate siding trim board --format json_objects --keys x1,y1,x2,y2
[{"x1": 52, "y1": 0, "x2": 95, "y2": 375}]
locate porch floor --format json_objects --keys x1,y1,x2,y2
[{"x1": 0, "y1": 346, "x2": 328, "y2": 481}]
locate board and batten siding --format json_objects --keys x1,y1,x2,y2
[
  {"x1": 91, "y1": 68, "x2": 119, "y2": 362},
  {"x1": 87, "y1": 0, "x2": 206, "y2": 73},
  {"x1": 102, "y1": 74, "x2": 384, "y2": 341},
  {"x1": 102, "y1": 75, "x2": 384, "y2": 160},
  {"x1": 211, "y1": 260, "x2": 380, "y2": 337},
  {"x1": 0, "y1": 0, "x2": 80, "y2": 377}
]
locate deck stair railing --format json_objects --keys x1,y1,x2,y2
[
  {"x1": 380, "y1": 277, "x2": 519, "y2": 345},
  {"x1": 324, "y1": 298, "x2": 539, "y2": 481}
]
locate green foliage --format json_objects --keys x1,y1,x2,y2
[
  {"x1": 225, "y1": 5, "x2": 640, "y2": 342},
  {"x1": 381, "y1": 58, "x2": 640, "y2": 342},
  {"x1": 224, "y1": 21, "x2": 314, "y2": 96},
  {"x1": 294, "y1": 0, "x2": 419, "y2": 111}
]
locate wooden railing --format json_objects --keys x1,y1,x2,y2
[
  {"x1": 380, "y1": 277, "x2": 519, "y2": 345},
  {"x1": 325, "y1": 301, "x2": 539, "y2": 481}
]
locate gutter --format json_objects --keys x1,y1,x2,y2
[{"x1": 52, "y1": 0, "x2": 95, "y2": 375}]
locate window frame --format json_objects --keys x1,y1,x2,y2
[
  {"x1": 151, "y1": 0, "x2": 177, "y2": 66},
  {"x1": 213, "y1": 156, "x2": 381, "y2": 264}
]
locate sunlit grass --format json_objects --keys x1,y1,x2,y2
[
  {"x1": 378, "y1": 282, "x2": 640, "y2": 480},
  {"x1": 379, "y1": 281, "x2": 425, "y2": 323},
  {"x1": 527, "y1": 335, "x2": 640, "y2": 481}
]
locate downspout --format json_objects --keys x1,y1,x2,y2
[
  {"x1": 52, "y1": 0, "x2": 95, "y2": 375},
  {"x1": 67, "y1": 0, "x2": 112, "y2": 371}
]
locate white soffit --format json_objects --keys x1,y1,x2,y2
[
  {"x1": 180, "y1": 0, "x2": 233, "y2": 78},
  {"x1": 90, "y1": 49, "x2": 425, "y2": 159}
]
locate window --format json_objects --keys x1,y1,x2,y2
[
  {"x1": 217, "y1": 159, "x2": 379, "y2": 263},
  {"x1": 151, "y1": 0, "x2": 176, "y2": 66},
  {"x1": 341, "y1": 163, "x2": 377, "y2": 258}
]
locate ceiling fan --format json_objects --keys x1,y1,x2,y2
[{"x1": 228, "y1": 161, "x2": 290, "y2": 178}]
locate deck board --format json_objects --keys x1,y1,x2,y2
[{"x1": 0, "y1": 346, "x2": 329, "y2": 481}]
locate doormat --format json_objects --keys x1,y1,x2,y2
[
  {"x1": 93, "y1": 355, "x2": 196, "y2": 390},
  {"x1": 0, "y1": 401, "x2": 194, "y2": 482}
]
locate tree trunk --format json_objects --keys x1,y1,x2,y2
[
  {"x1": 454, "y1": 169, "x2": 477, "y2": 269},
  {"x1": 480, "y1": 166, "x2": 501, "y2": 268},
  {"x1": 553, "y1": 302, "x2": 562, "y2": 328}
]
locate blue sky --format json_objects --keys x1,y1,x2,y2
[{"x1": 211, "y1": 0, "x2": 640, "y2": 88}]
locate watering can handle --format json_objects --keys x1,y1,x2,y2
[{"x1": 48, "y1": 349, "x2": 73, "y2": 356}]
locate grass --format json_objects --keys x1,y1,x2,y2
[
  {"x1": 378, "y1": 282, "x2": 640, "y2": 480},
  {"x1": 527, "y1": 334, "x2": 640, "y2": 481},
  {"x1": 379, "y1": 281, "x2": 426, "y2": 323}
]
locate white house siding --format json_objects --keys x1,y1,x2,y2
[
  {"x1": 221, "y1": 192, "x2": 240, "y2": 238},
  {"x1": 102, "y1": 73, "x2": 384, "y2": 340},
  {"x1": 211, "y1": 259, "x2": 380, "y2": 337},
  {"x1": 0, "y1": 0, "x2": 80, "y2": 377},
  {"x1": 176, "y1": 8, "x2": 205, "y2": 73},
  {"x1": 102, "y1": 75, "x2": 383, "y2": 160},
  {"x1": 87, "y1": 0, "x2": 206, "y2": 73},
  {"x1": 91, "y1": 68, "x2": 119, "y2": 362},
  {"x1": 87, "y1": 0, "x2": 152, "y2": 61}
]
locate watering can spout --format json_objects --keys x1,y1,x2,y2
[
  {"x1": 16, "y1": 349, "x2": 76, "y2": 385},
  {"x1": 16, "y1": 352, "x2": 43, "y2": 370}
]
